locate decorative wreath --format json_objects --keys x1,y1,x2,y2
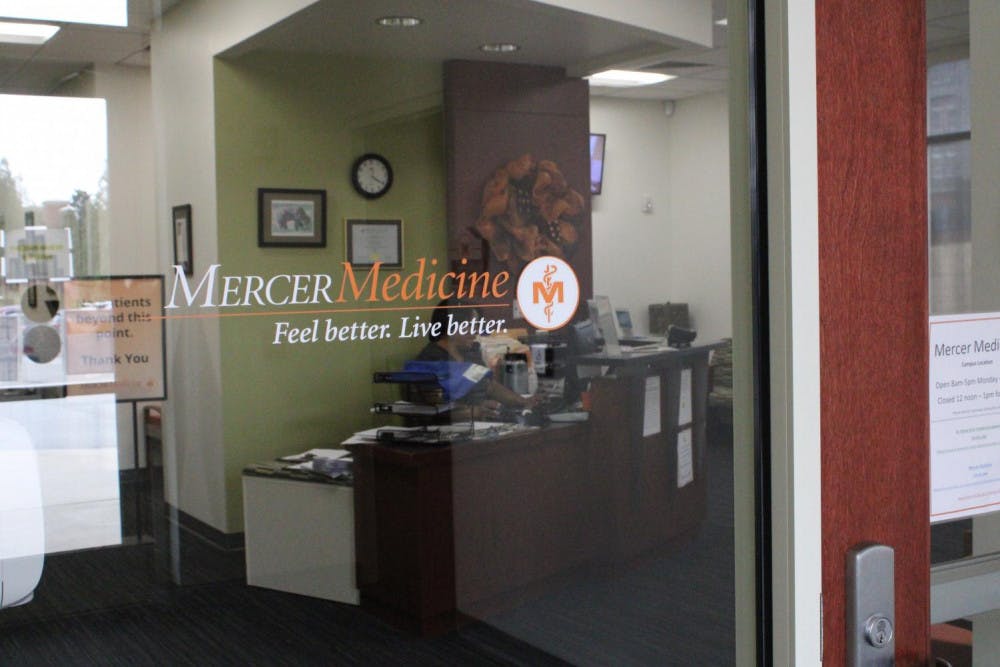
[{"x1": 474, "y1": 154, "x2": 585, "y2": 273}]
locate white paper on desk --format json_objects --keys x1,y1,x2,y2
[
  {"x1": 643, "y1": 375, "x2": 661, "y2": 437},
  {"x1": 677, "y1": 428, "x2": 694, "y2": 488},
  {"x1": 678, "y1": 368, "x2": 692, "y2": 425},
  {"x1": 304, "y1": 448, "x2": 350, "y2": 459}
]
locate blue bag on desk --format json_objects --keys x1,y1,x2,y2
[{"x1": 403, "y1": 361, "x2": 491, "y2": 401}]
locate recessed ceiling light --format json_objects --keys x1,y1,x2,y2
[
  {"x1": 0, "y1": 0, "x2": 127, "y2": 27},
  {"x1": 715, "y1": 18, "x2": 728, "y2": 27},
  {"x1": 585, "y1": 69, "x2": 675, "y2": 88},
  {"x1": 376, "y1": 16, "x2": 422, "y2": 27},
  {"x1": 480, "y1": 43, "x2": 519, "y2": 53},
  {"x1": 0, "y1": 20, "x2": 59, "y2": 45}
]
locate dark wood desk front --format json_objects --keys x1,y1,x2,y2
[
  {"x1": 346, "y1": 344, "x2": 716, "y2": 634},
  {"x1": 582, "y1": 345, "x2": 716, "y2": 559}
]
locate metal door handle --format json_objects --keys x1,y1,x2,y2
[{"x1": 847, "y1": 543, "x2": 895, "y2": 666}]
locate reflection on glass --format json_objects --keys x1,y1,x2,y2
[
  {"x1": 20, "y1": 283, "x2": 60, "y2": 323},
  {"x1": 22, "y1": 325, "x2": 60, "y2": 364},
  {"x1": 0, "y1": 2, "x2": 742, "y2": 664}
]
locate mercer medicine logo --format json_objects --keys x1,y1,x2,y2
[{"x1": 516, "y1": 256, "x2": 580, "y2": 331}]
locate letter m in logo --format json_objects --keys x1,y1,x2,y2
[{"x1": 532, "y1": 281, "x2": 564, "y2": 305}]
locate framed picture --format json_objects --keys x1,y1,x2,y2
[
  {"x1": 346, "y1": 219, "x2": 403, "y2": 268},
  {"x1": 258, "y1": 188, "x2": 327, "y2": 247},
  {"x1": 172, "y1": 204, "x2": 193, "y2": 275}
]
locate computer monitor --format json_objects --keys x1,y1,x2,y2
[{"x1": 615, "y1": 308, "x2": 633, "y2": 337}]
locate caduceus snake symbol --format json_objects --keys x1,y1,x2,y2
[{"x1": 542, "y1": 264, "x2": 557, "y2": 323}]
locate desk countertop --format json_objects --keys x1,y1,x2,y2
[{"x1": 344, "y1": 421, "x2": 588, "y2": 467}]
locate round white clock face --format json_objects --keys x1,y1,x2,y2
[{"x1": 352, "y1": 154, "x2": 392, "y2": 198}]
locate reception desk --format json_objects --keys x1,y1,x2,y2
[{"x1": 346, "y1": 343, "x2": 718, "y2": 634}]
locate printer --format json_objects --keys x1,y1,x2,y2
[{"x1": 0, "y1": 417, "x2": 45, "y2": 608}]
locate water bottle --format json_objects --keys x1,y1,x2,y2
[{"x1": 503, "y1": 353, "x2": 529, "y2": 395}]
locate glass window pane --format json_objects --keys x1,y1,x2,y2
[
  {"x1": 928, "y1": 139, "x2": 971, "y2": 315},
  {"x1": 928, "y1": 59, "x2": 971, "y2": 136}
]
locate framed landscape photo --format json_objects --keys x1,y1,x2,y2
[
  {"x1": 258, "y1": 188, "x2": 327, "y2": 247},
  {"x1": 346, "y1": 219, "x2": 403, "y2": 269},
  {"x1": 172, "y1": 204, "x2": 193, "y2": 275}
]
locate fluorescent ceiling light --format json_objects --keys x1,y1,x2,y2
[
  {"x1": 585, "y1": 69, "x2": 674, "y2": 88},
  {"x1": 715, "y1": 18, "x2": 728, "y2": 26},
  {"x1": 0, "y1": 21, "x2": 59, "y2": 44},
  {"x1": 480, "y1": 43, "x2": 519, "y2": 53},
  {"x1": 376, "y1": 16, "x2": 422, "y2": 27},
  {"x1": 0, "y1": 0, "x2": 127, "y2": 27}
]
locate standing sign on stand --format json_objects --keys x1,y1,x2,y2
[{"x1": 930, "y1": 312, "x2": 1000, "y2": 521}]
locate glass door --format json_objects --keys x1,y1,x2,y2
[
  {"x1": 927, "y1": 2, "x2": 1000, "y2": 666},
  {"x1": 0, "y1": 2, "x2": 767, "y2": 665}
]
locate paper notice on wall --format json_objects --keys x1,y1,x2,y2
[
  {"x1": 929, "y1": 312, "x2": 1000, "y2": 521},
  {"x1": 64, "y1": 276, "x2": 166, "y2": 402},
  {"x1": 643, "y1": 375, "x2": 661, "y2": 436},
  {"x1": 677, "y1": 428, "x2": 694, "y2": 488},
  {"x1": 678, "y1": 367, "x2": 692, "y2": 425}
]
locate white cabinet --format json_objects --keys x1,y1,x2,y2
[{"x1": 242, "y1": 475, "x2": 358, "y2": 605}]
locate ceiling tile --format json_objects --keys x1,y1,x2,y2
[
  {"x1": 39, "y1": 26, "x2": 146, "y2": 62},
  {"x1": 3, "y1": 59, "x2": 88, "y2": 94},
  {"x1": 688, "y1": 67, "x2": 728, "y2": 82},
  {"x1": 0, "y1": 55, "x2": 26, "y2": 81}
]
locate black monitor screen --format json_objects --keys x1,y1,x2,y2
[{"x1": 590, "y1": 133, "x2": 606, "y2": 195}]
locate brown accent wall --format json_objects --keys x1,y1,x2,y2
[
  {"x1": 443, "y1": 60, "x2": 592, "y2": 305},
  {"x1": 816, "y1": 1, "x2": 928, "y2": 664}
]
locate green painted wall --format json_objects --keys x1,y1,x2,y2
[{"x1": 213, "y1": 52, "x2": 445, "y2": 529}]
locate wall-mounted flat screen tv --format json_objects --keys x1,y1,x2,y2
[{"x1": 590, "y1": 133, "x2": 606, "y2": 195}]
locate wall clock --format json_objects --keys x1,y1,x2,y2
[{"x1": 351, "y1": 153, "x2": 393, "y2": 199}]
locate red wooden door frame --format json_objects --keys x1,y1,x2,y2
[{"x1": 816, "y1": 1, "x2": 929, "y2": 664}]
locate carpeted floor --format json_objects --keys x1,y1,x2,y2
[{"x1": 0, "y1": 440, "x2": 735, "y2": 666}]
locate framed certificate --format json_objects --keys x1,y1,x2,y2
[{"x1": 346, "y1": 219, "x2": 403, "y2": 268}]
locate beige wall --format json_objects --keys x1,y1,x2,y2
[
  {"x1": 590, "y1": 91, "x2": 731, "y2": 342},
  {"x1": 56, "y1": 64, "x2": 157, "y2": 469}
]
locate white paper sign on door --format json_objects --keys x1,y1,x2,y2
[
  {"x1": 930, "y1": 312, "x2": 1000, "y2": 521},
  {"x1": 678, "y1": 368, "x2": 692, "y2": 425},
  {"x1": 643, "y1": 375, "x2": 661, "y2": 437}
]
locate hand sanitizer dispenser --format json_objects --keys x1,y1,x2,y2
[{"x1": 0, "y1": 417, "x2": 45, "y2": 608}]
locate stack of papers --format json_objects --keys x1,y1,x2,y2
[{"x1": 279, "y1": 448, "x2": 352, "y2": 480}]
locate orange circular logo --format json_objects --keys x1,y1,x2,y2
[{"x1": 516, "y1": 257, "x2": 580, "y2": 331}]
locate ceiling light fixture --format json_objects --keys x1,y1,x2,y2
[
  {"x1": 480, "y1": 43, "x2": 519, "y2": 53},
  {"x1": 715, "y1": 18, "x2": 729, "y2": 26},
  {"x1": 585, "y1": 69, "x2": 674, "y2": 88},
  {"x1": 0, "y1": 0, "x2": 127, "y2": 27},
  {"x1": 0, "y1": 20, "x2": 59, "y2": 45},
  {"x1": 375, "y1": 16, "x2": 422, "y2": 27}
]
